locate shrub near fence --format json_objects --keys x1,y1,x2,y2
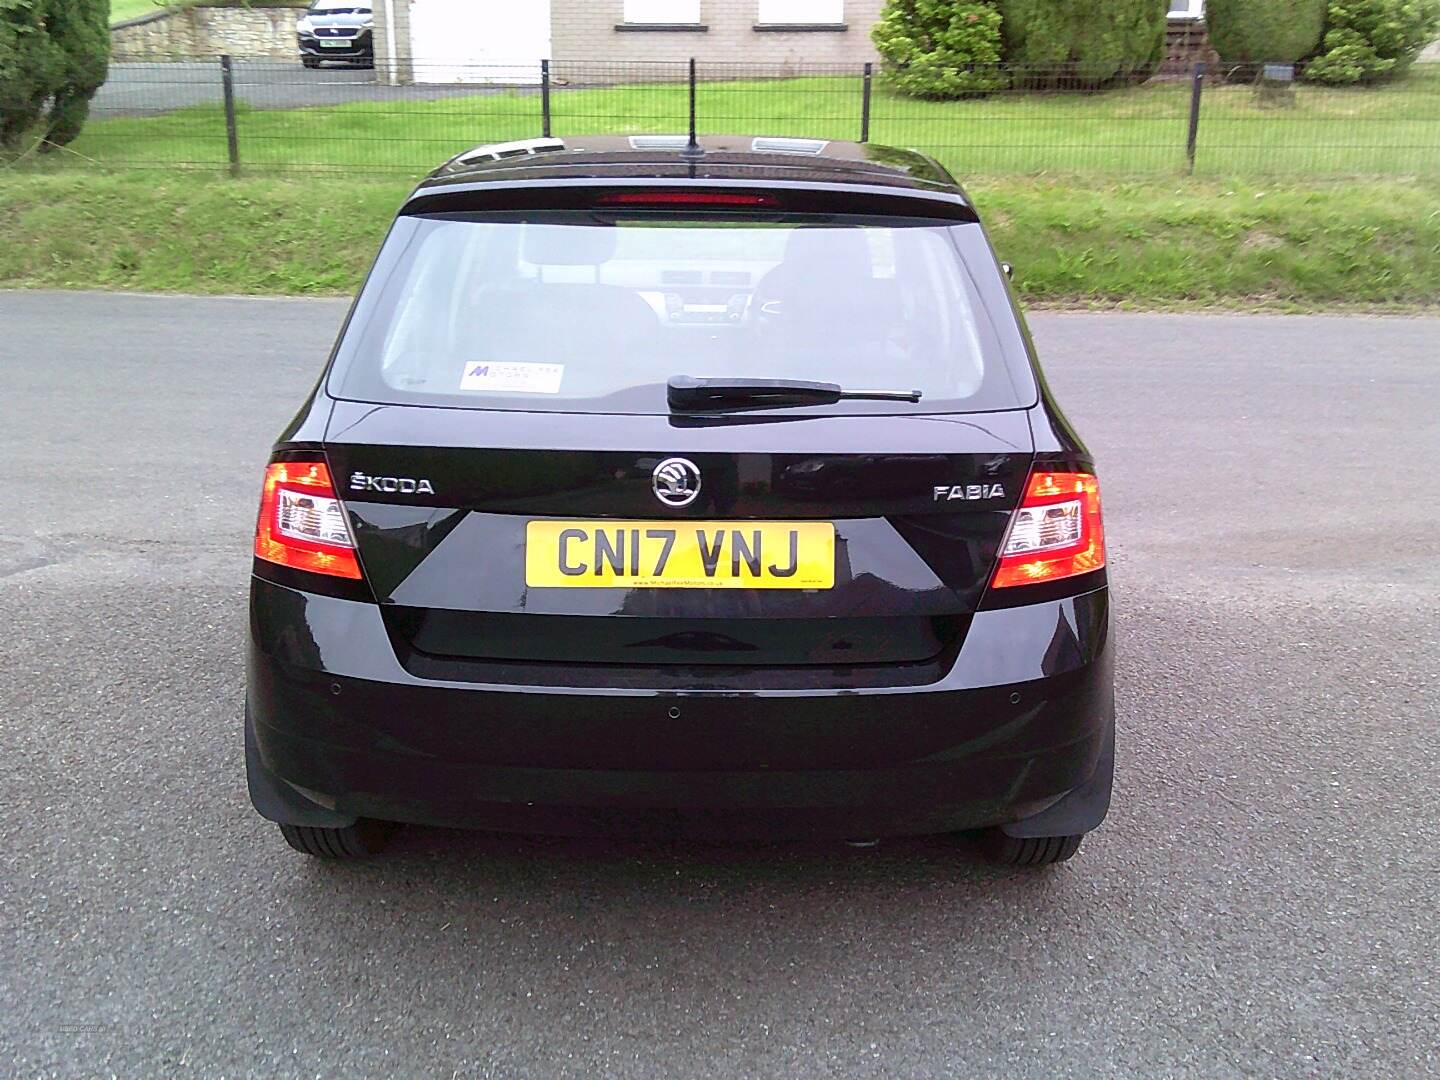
[{"x1": 37, "y1": 57, "x2": 1440, "y2": 177}]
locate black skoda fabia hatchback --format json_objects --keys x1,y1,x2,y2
[{"x1": 246, "y1": 135, "x2": 1114, "y2": 865}]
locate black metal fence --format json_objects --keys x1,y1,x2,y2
[{"x1": 26, "y1": 57, "x2": 1440, "y2": 177}]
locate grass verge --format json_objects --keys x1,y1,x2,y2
[
  {"x1": 70, "y1": 66, "x2": 1440, "y2": 176},
  {"x1": 1, "y1": 171, "x2": 1436, "y2": 309}
]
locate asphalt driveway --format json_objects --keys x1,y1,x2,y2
[
  {"x1": 2, "y1": 292, "x2": 1437, "y2": 1077},
  {"x1": 94, "y1": 60, "x2": 504, "y2": 118}
]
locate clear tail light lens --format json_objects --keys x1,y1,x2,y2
[
  {"x1": 254, "y1": 459, "x2": 363, "y2": 580},
  {"x1": 991, "y1": 470, "x2": 1105, "y2": 589}
]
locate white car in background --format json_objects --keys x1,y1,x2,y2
[{"x1": 296, "y1": 0, "x2": 374, "y2": 68}]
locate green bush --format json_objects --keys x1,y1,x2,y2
[
  {"x1": 996, "y1": 0, "x2": 1169, "y2": 86},
  {"x1": 0, "y1": 0, "x2": 109, "y2": 153},
  {"x1": 1305, "y1": 0, "x2": 1440, "y2": 83},
  {"x1": 871, "y1": 0, "x2": 1008, "y2": 98},
  {"x1": 42, "y1": 0, "x2": 109, "y2": 148},
  {"x1": 1207, "y1": 0, "x2": 1328, "y2": 64},
  {"x1": 1, "y1": 1, "x2": 54, "y2": 147}
]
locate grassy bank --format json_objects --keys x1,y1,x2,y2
[
  {"x1": 71, "y1": 66, "x2": 1440, "y2": 176},
  {"x1": 110, "y1": 0, "x2": 303, "y2": 24},
  {"x1": 111, "y1": 0, "x2": 162, "y2": 20},
  {"x1": 1, "y1": 172, "x2": 1437, "y2": 308}
]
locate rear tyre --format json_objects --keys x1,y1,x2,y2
[
  {"x1": 978, "y1": 829, "x2": 1083, "y2": 867},
  {"x1": 278, "y1": 820, "x2": 392, "y2": 858}
]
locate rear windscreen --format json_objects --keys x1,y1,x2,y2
[{"x1": 329, "y1": 212, "x2": 1034, "y2": 414}]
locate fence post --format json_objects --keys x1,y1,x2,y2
[
  {"x1": 541, "y1": 59, "x2": 552, "y2": 138},
  {"x1": 687, "y1": 57, "x2": 698, "y2": 150},
  {"x1": 1185, "y1": 62, "x2": 1204, "y2": 175},
  {"x1": 860, "y1": 62, "x2": 873, "y2": 143},
  {"x1": 220, "y1": 54, "x2": 240, "y2": 177}
]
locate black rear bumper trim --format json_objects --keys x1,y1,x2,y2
[{"x1": 1000, "y1": 715, "x2": 1114, "y2": 838}]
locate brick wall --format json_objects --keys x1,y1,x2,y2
[
  {"x1": 1160, "y1": 17, "x2": 1217, "y2": 75},
  {"x1": 552, "y1": 0, "x2": 883, "y2": 75},
  {"x1": 372, "y1": 0, "x2": 413, "y2": 84},
  {"x1": 374, "y1": 0, "x2": 883, "y2": 83}
]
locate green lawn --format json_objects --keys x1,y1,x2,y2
[
  {"x1": 66, "y1": 65, "x2": 1440, "y2": 176},
  {"x1": 2, "y1": 171, "x2": 1436, "y2": 308}
]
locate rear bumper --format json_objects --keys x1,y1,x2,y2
[{"x1": 246, "y1": 578, "x2": 1114, "y2": 839}]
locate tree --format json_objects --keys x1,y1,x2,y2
[
  {"x1": 0, "y1": 1, "x2": 55, "y2": 147},
  {"x1": 871, "y1": 0, "x2": 1008, "y2": 99},
  {"x1": 1206, "y1": 0, "x2": 1328, "y2": 65},
  {"x1": 996, "y1": 0, "x2": 1169, "y2": 86},
  {"x1": 44, "y1": 0, "x2": 109, "y2": 146},
  {"x1": 0, "y1": 0, "x2": 110, "y2": 152},
  {"x1": 1305, "y1": 0, "x2": 1440, "y2": 83}
]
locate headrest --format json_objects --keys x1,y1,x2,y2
[{"x1": 522, "y1": 224, "x2": 619, "y2": 266}]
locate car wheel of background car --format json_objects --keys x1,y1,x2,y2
[
  {"x1": 301, "y1": 56, "x2": 320, "y2": 69},
  {"x1": 977, "y1": 830, "x2": 1084, "y2": 867},
  {"x1": 278, "y1": 820, "x2": 392, "y2": 857}
]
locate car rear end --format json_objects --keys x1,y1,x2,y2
[{"x1": 246, "y1": 153, "x2": 1113, "y2": 854}]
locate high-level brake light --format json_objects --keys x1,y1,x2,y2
[
  {"x1": 991, "y1": 470, "x2": 1105, "y2": 589},
  {"x1": 595, "y1": 191, "x2": 780, "y2": 208},
  {"x1": 254, "y1": 459, "x2": 362, "y2": 580}
]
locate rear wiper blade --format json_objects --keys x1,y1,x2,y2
[{"x1": 667, "y1": 375, "x2": 922, "y2": 411}]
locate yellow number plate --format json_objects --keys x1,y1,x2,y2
[{"x1": 525, "y1": 521, "x2": 835, "y2": 589}]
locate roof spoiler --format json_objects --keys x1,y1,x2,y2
[{"x1": 402, "y1": 179, "x2": 977, "y2": 222}]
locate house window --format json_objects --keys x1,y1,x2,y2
[
  {"x1": 757, "y1": 0, "x2": 844, "y2": 25},
  {"x1": 1167, "y1": 0, "x2": 1204, "y2": 18},
  {"x1": 623, "y1": 0, "x2": 702, "y2": 23}
]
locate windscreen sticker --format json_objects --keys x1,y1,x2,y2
[{"x1": 459, "y1": 361, "x2": 564, "y2": 394}]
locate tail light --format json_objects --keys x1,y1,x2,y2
[
  {"x1": 253, "y1": 458, "x2": 362, "y2": 580},
  {"x1": 991, "y1": 470, "x2": 1105, "y2": 589}
]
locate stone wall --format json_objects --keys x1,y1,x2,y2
[{"x1": 112, "y1": 6, "x2": 302, "y2": 60}]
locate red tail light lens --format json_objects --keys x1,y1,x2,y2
[
  {"x1": 254, "y1": 459, "x2": 362, "y2": 580},
  {"x1": 595, "y1": 191, "x2": 780, "y2": 208},
  {"x1": 991, "y1": 470, "x2": 1106, "y2": 589}
]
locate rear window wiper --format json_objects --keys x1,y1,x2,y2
[{"x1": 668, "y1": 376, "x2": 922, "y2": 411}]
